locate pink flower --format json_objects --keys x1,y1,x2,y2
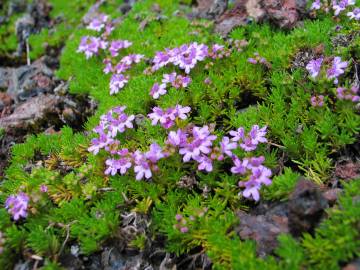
[
  {"x1": 109, "y1": 40, "x2": 132, "y2": 57},
  {"x1": 110, "y1": 74, "x2": 129, "y2": 95},
  {"x1": 5, "y1": 193, "x2": 29, "y2": 220},
  {"x1": 219, "y1": 136, "x2": 237, "y2": 157},
  {"x1": 40, "y1": 185, "x2": 48, "y2": 193},
  {"x1": 310, "y1": 95, "x2": 325, "y2": 107},
  {"x1": 326, "y1": 57, "x2": 348, "y2": 84},
  {"x1": 306, "y1": 57, "x2": 323, "y2": 78},
  {"x1": 150, "y1": 83, "x2": 167, "y2": 99},
  {"x1": 87, "y1": 14, "x2": 109, "y2": 32}
]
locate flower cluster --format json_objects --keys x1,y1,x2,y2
[
  {"x1": 310, "y1": 95, "x2": 325, "y2": 107},
  {"x1": 88, "y1": 106, "x2": 135, "y2": 155},
  {"x1": 77, "y1": 36, "x2": 107, "y2": 59},
  {"x1": 336, "y1": 85, "x2": 360, "y2": 102},
  {"x1": 152, "y1": 42, "x2": 209, "y2": 73},
  {"x1": 174, "y1": 214, "x2": 189, "y2": 233},
  {"x1": 306, "y1": 56, "x2": 348, "y2": 84},
  {"x1": 88, "y1": 102, "x2": 271, "y2": 200},
  {"x1": 310, "y1": 0, "x2": 359, "y2": 20},
  {"x1": 87, "y1": 13, "x2": 109, "y2": 32},
  {"x1": 150, "y1": 72, "x2": 191, "y2": 99},
  {"x1": 5, "y1": 192, "x2": 29, "y2": 220},
  {"x1": 231, "y1": 156, "x2": 272, "y2": 201},
  {"x1": 148, "y1": 105, "x2": 191, "y2": 129},
  {"x1": 78, "y1": 13, "x2": 144, "y2": 95}
]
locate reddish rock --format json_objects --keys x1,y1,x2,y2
[
  {"x1": 323, "y1": 188, "x2": 342, "y2": 206},
  {"x1": 335, "y1": 161, "x2": 360, "y2": 180},
  {"x1": 215, "y1": 0, "x2": 307, "y2": 36}
]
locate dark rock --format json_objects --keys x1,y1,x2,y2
[
  {"x1": 288, "y1": 179, "x2": 328, "y2": 237},
  {"x1": 1, "y1": 58, "x2": 54, "y2": 102},
  {"x1": 59, "y1": 253, "x2": 83, "y2": 270},
  {"x1": 7, "y1": 0, "x2": 27, "y2": 16},
  {"x1": 15, "y1": 14, "x2": 35, "y2": 55},
  {"x1": 215, "y1": 0, "x2": 308, "y2": 36},
  {"x1": 0, "y1": 93, "x2": 95, "y2": 134},
  {"x1": 27, "y1": 0, "x2": 52, "y2": 30},
  {"x1": 235, "y1": 202, "x2": 289, "y2": 256},
  {"x1": 192, "y1": 0, "x2": 228, "y2": 20}
]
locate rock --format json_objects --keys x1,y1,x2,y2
[
  {"x1": 335, "y1": 160, "x2": 360, "y2": 180},
  {"x1": 192, "y1": 0, "x2": 228, "y2": 20},
  {"x1": 7, "y1": 0, "x2": 28, "y2": 16},
  {"x1": 235, "y1": 202, "x2": 289, "y2": 256},
  {"x1": 323, "y1": 188, "x2": 342, "y2": 206},
  {"x1": 215, "y1": 0, "x2": 249, "y2": 37},
  {"x1": 343, "y1": 258, "x2": 360, "y2": 270},
  {"x1": 215, "y1": 0, "x2": 308, "y2": 36},
  {"x1": 288, "y1": 179, "x2": 328, "y2": 237},
  {"x1": 0, "y1": 93, "x2": 95, "y2": 135},
  {"x1": 0, "y1": 92, "x2": 13, "y2": 112},
  {"x1": 0, "y1": 58, "x2": 54, "y2": 102},
  {"x1": 15, "y1": 14, "x2": 35, "y2": 55}
]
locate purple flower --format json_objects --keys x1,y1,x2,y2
[
  {"x1": 77, "y1": 36, "x2": 107, "y2": 59},
  {"x1": 162, "y1": 72, "x2": 177, "y2": 84},
  {"x1": 120, "y1": 54, "x2": 144, "y2": 66},
  {"x1": 311, "y1": 0, "x2": 321, "y2": 10},
  {"x1": 148, "y1": 105, "x2": 191, "y2": 129},
  {"x1": 148, "y1": 107, "x2": 168, "y2": 126},
  {"x1": 347, "y1": 7, "x2": 360, "y2": 20},
  {"x1": 40, "y1": 185, "x2": 48, "y2": 193},
  {"x1": 150, "y1": 83, "x2": 167, "y2": 99},
  {"x1": 180, "y1": 227, "x2": 189, "y2": 233},
  {"x1": 248, "y1": 125, "x2": 267, "y2": 145},
  {"x1": 133, "y1": 151, "x2": 152, "y2": 180},
  {"x1": 337, "y1": 86, "x2": 360, "y2": 102},
  {"x1": 88, "y1": 132, "x2": 115, "y2": 155},
  {"x1": 166, "y1": 129, "x2": 187, "y2": 147},
  {"x1": 179, "y1": 126, "x2": 216, "y2": 162},
  {"x1": 114, "y1": 62, "x2": 131, "y2": 74},
  {"x1": 99, "y1": 106, "x2": 135, "y2": 138},
  {"x1": 310, "y1": 95, "x2": 325, "y2": 107},
  {"x1": 240, "y1": 180, "x2": 261, "y2": 201},
  {"x1": 219, "y1": 136, "x2": 237, "y2": 157},
  {"x1": 231, "y1": 157, "x2": 247, "y2": 175},
  {"x1": 87, "y1": 14, "x2": 109, "y2": 32},
  {"x1": 250, "y1": 166, "x2": 272, "y2": 186},
  {"x1": 172, "y1": 75, "x2": 191, "y2": 89},
  {"x1": 110, "y1": 74, "x2": 129, "y2": 95},
  {"x1": 145, "y1": 143, "x2": 165, "y2": 163},
  {"x1": 326, "y1": 57, "x2": 347, "y2": 84},
  {"x1": 175, "y1": 214, "x2": 183, "y2": 221},
  {"x1": 103, "y1": 58, "x2": 113, "y2": 74},
  {"x1": 195, "y1": 155, "x2": 213, "y2": 172},
  {"x1": 105, "y1": 158, "x2": 132, "y2": 175},
  {"x1": 306, "y1": 57, "x2": 323, "y2": 78},
  {"x1": 333, "y1": 0, "x2": 355, "y2": 16},
  {"x1": 109, "y1": 40, "x2": 132, "y2": 57},
  {"x1": 5, "y1": 193, "x2": 29, "y2": 220},
  {"x1": 152, "y1": 43, "x2": 208, "y2": 73},
  {"x1": 204, "y1": 77, "x2": 212, "y2": 85},
  {"x1": 248, "y1": 58, "x2": 258, "y2": 64},
  {"x1": 229, "y1": 127, "x2": 245, "y2": 142}
]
